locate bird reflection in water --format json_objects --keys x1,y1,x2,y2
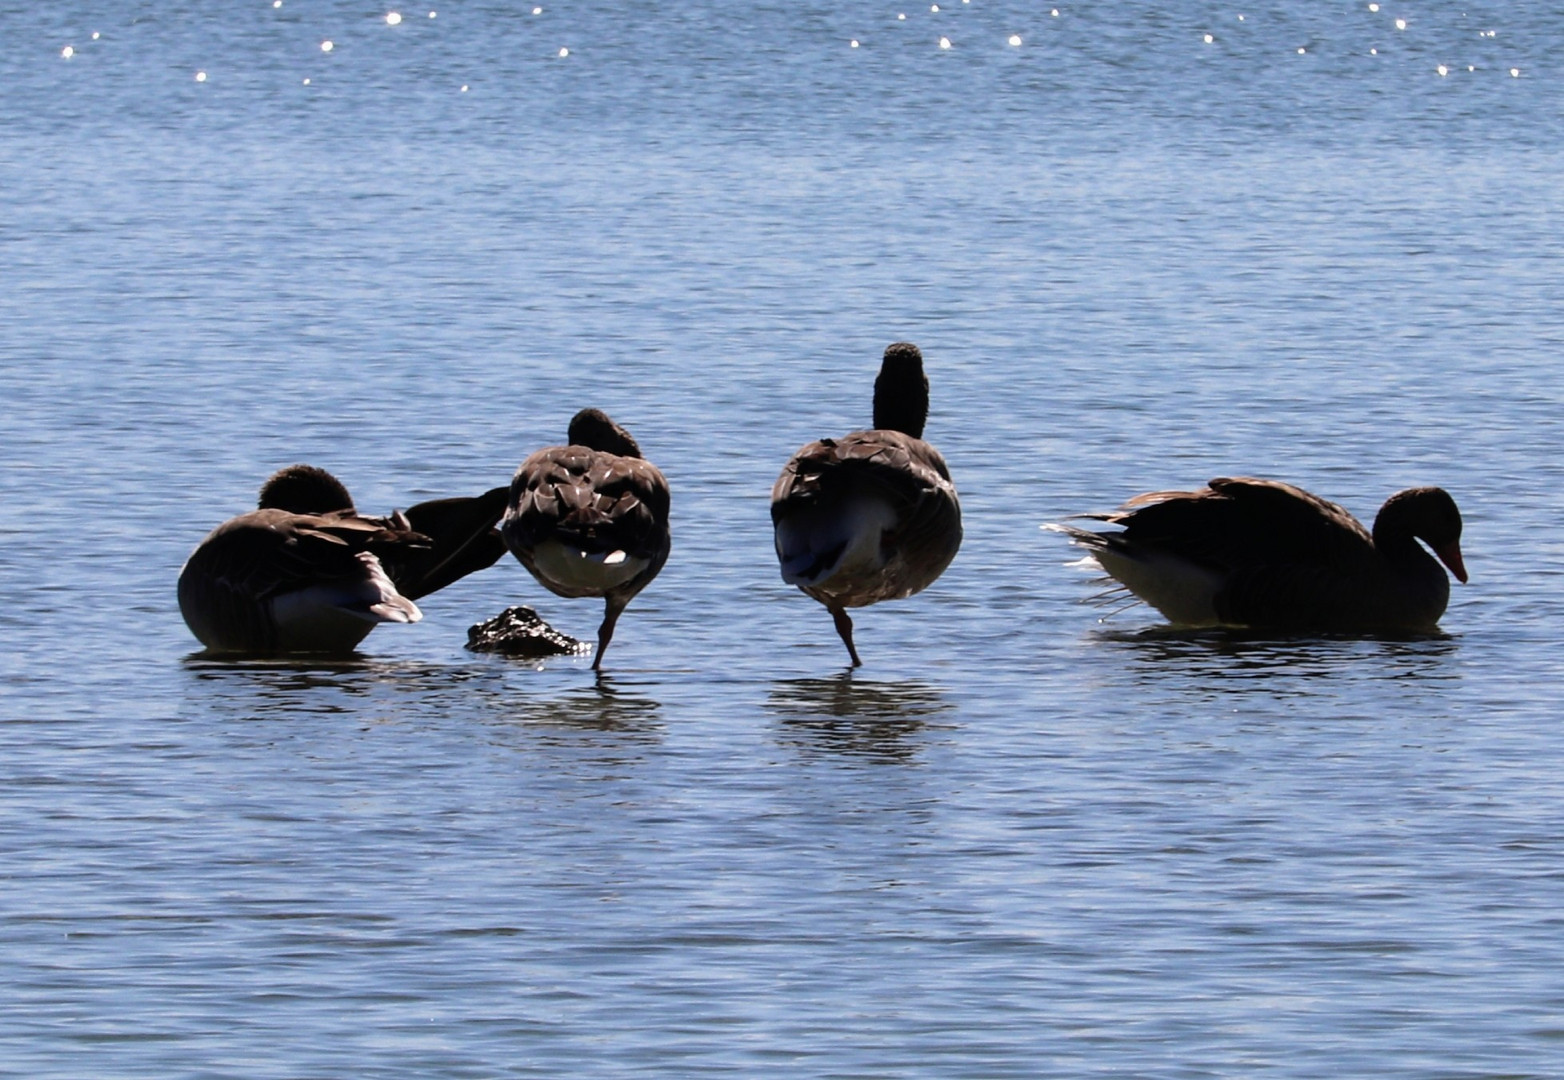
[
  {"x1": 1093, "y1": 627, "x2": 1460, "y2": 688},
  {"x1": 183, "y1": 654, "x2": 506, "y2": 717},
  {"x1": 767, "y1": 672, "x2": 952, "y2": 762},
  {"x1": 185, "y1": 652, "x2": 378, "y2": 713},
  {"x1": 498, "y1": 674, "x2": 664, "y2": 734},
  {"x1": 184, "y1": 654, "x2": 662, "y2": 739}
]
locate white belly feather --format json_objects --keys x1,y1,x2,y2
[
  {"x1": 531, "y1": 539, "x2": 649, "y2": 594},
  {"x1": 1088, "y1": 544, "x2": 1226, "y2": 627}
]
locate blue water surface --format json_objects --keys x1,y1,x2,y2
[{"x1": 3, "y1": 1, "x2": 1564, "y2": 1076}]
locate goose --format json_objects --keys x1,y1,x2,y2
[
  {"x1": 1048, "y1": 477, "x2": 1467, "y2": 632},
  {"x1": 178, "y1": 465, "x2": 509, "y2": 655},
  {"x1": 501, "y1": 409, "x2": 671, "y2": 671},
  {"x1": 771, "y1": 342, "x2": 963, "y2": 666}
]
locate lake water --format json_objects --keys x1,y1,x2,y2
[{"x1": 5, "y1": 1, "x2": 1564, "y2": 1075}]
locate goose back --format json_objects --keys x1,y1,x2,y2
[{"x1": 503, "y1": 440, "x2": 671, "y2": 602}]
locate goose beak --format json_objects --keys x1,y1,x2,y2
[{"x1": 1432, "y1": 540, "x2": 1468, "y2": 584}]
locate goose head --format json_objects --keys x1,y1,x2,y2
[
  {"x1": 1374, "y1": 486, "x2": 1467, "y2": 583},
  {"x1": 567, "y1": 408, "x2": 644, "y2": 458},
  {"x1": 258, "y1": 464, "x2": 355, "y2": 514}
]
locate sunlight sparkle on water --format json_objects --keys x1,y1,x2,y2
[
  {"x1": 1368, "y1": 2, "x2": 1378, "y2": 9},
  {"x1": 931, "y1": 4, "x2": 939, "y2": 11},
  {"x1": 61, "y1": 45, "x2": 73, "y2": 59},
  {"x1": 1511, "y1": 67, "x2": 1520, "y2": 76},
  {"x1": 850, "y1": 39, "x2": 859, "y2": 47},
  {"x1": 1009, "y1": 34, "x2": 1022, "y2": 46},
  {"x1": 939, "y1": 36, "x2": 951, "y2": 49},
  {"x1": 321, "y1": 40, "x2": 334, "y2": 52},
  {"x1": 1297, "y1": 46, "x2": 1306, "y2": 53},
  {"x1": 1436, "y1": 64, "x2": 1447, "y2": 75},
  {"x1": 195, "y1": 70, "x2": 207, "y2": 82},
  {"x1": 1370, "y1": 47, "x2": 1378, "y2": 54},
  {"x1": 1203, "y1": 33, "x2": 1214, "y2": 43},
  {"x1": 92, "y1": 32, "x2": 100, "y2": 40},
  {"x1": 1051, "y1": 9, "x2": 1059, "y2": 17},
  {"x1": 1395, "y1": 18, "x2": 1407, "y2": 30},
  {"x1": 386, "y1": 12, "x2": 402, "y2": 25},
  {"x1": 558, "y1": 47, "x2": 569, "y2": 56}
]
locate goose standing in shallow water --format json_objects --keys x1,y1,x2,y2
[
  {"x1": 178, "y1": 465, "x2": 509, "y2": 655},
  {"x1": 771, "y1": 342, "x2": 963, "y2": 666},
  {"x1": 1048, "y1": 477, "x2": 1467, "y2": 632},
  {"x1": 502, "y1": 409, "x2": 671, "y2": 671}
]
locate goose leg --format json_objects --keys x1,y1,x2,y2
[
  {"x1": 829, "y1": 605, "x2": 862, "y2": 668},
  {"x1": 593, "y1": 599, "x2": 626, "y2": 672}
]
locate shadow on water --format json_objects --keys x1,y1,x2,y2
[
  {"x1": 1090, "y1": 627, "x2": 1462, "y2": 687},
  {"x1": 766, "y1": 672, "x2": 953, "y2": 763}
]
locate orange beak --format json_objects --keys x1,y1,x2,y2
[{"x1": 1432, "y1": 540, "x2": 1468, "y2": 584}]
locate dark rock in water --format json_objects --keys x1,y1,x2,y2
[{"x1": 466, "y1": 606, "x2": 587, "y2": 657}]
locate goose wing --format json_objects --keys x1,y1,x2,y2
[{"x1": 1103, "y1": 477, "x2": 1373, "y2": 573}]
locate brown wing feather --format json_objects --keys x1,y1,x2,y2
[
  {"x1": 1106, "y1": 477, "x2": 1374, "y2": 575},
  {"x1": 772, "y1": 431, "x2": 951, "y2": 517},
  {"x1": 507, "y1": 447, "x2": 670, "y2": 560}
]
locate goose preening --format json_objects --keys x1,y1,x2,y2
[
  {"x1": 178, "y1": 465, "x2": 509, "y2": 655},
  {"x1": 501, "y1": 409, "x2": 671, "y2": 671},
  {"x1": 771, "y1": 342, "x2": 963, "y2": 666},
  {"x1": 1048, "y1": 477, "x2": 1468, "y2": 632}
]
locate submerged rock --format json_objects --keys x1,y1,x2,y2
[{"x1": 466, "y1": 606, "x2": 587, "y2": 658}]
